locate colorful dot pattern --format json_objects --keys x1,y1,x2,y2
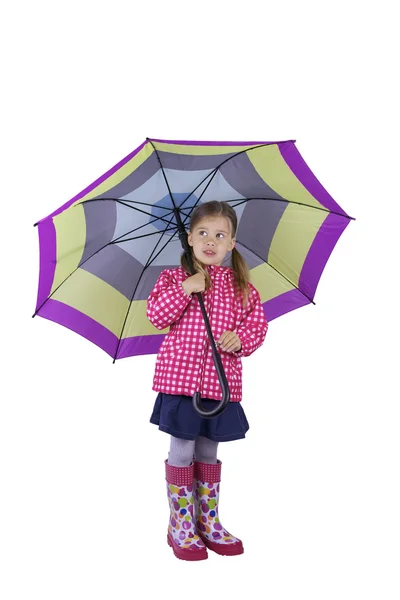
[
  {"x1": 167, "y1": 482, "x2": 206, "y2": 550},
  {"x1": 194, "y1": 480, "x2": 241, "y2": 545}
]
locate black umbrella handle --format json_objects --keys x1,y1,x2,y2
[
  {"x1": 192, "y1": 291, "x2": 231, "y2": 419},
  {"x1": 176, "y1": 220, "x2": 230, "y2": 419}
]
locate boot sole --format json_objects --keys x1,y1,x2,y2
[
  {"x1": 167, "y1": 533, "x2": 208, "y2": 561},
  {"x1": 200, "y1": 535, "x2": 244, "y2": 556}
]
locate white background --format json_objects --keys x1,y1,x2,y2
[{"x1": 1, "y1": 1, "x2": 399, "y2": 598}]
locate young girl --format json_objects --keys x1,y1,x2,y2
[{"x1": 146, "y1": 200, "x2": 268, "y2": 561}]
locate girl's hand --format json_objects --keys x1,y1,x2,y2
[
  {"x1": 182, "y1": 273, "x2": 206, "y2": 295},
  {"x1": 216, "y1": 331, "x2": 242, "y2": 353}
]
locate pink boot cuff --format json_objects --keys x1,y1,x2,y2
[
  {"x1": 165, "y1": 460, "x2": 194, "y2": 486},
  {"x1": 194, "y1": 459, "x2": 222, "y2": 483}
]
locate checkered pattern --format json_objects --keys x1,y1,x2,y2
[
  {"x1": 146, "y1": 263, "x2": 268, "y2": 402},
  {"x1": 165, "y1": 460, "x2": 194, "y2": 486},
  {"x1": 194, "y1": 460, "x2": 222, "y2": 483}
]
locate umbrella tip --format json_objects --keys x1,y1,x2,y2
[{"x1": 33, "y1": 222, "x2": 38, "y2": 227}]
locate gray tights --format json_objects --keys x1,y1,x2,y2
[{"x1": 168, "y1": 435, "x2": 219, "y2": 467}]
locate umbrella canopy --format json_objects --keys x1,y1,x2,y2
[{"x1": 33, "y1": 137, "x2": 354, "y2": 363}]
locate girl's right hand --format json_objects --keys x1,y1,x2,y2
[{"x1": 183, "y1": 272, "x2": 206, "y2": 294}]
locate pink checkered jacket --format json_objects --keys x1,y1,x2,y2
[{"x1": 146, "y1": 263, "x2": 268, "y2": 403}]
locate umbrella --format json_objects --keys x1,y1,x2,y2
[{"x1": 33, "y1": 137, "x2": 354, "y2": 418}]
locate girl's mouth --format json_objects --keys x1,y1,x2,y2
[{"x1": 204, "y1": 250, "x2": 215, "y2": 255}]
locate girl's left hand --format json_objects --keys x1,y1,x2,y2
[{"x1": 216, "y1": 331, "x2": 242, "y2": 353}]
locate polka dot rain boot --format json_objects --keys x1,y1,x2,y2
[
  {"x1": 165, "y1": 460, "x2": 208, "y2": 561},
  {"x1": 194, "y1": 460, "x2": 244, "y2": 556}
]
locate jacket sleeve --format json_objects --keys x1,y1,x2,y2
[
  {"x1": 233, "y1": 283, "x2": 268, "y2": 358},
  {"x1": 146, "y1": 269, "x2": 192, "y2": 331}
]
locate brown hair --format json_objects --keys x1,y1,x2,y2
[{"x1": 180, "y1": 200, "x2": 250, "y2": 308}]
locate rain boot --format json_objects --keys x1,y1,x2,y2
[
  {"x1": 194, "y1": 460, "x2": 244, "y2": 556},
  {"x1": 165, "y1": 460, "x2": 208, "y2": 561}
]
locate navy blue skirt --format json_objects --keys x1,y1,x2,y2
[{"x1": 149, "y1": 392, "x2": 250, "y2": 442}]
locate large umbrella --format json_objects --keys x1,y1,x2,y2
[{"x1": 33, "y1": 138, "x2": 354, "y2": 417}]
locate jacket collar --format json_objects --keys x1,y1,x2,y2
[
  {"x1": 178, "y1": 264, "x2": 230, "y2": 277},
  {"x1": 204, "y1": 263, "x2": 229, "y2": 271}
]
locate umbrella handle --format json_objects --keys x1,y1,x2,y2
[
  {"x1": 177, "y1": 223, "x2": 230, "y2": 419},
  {"x1": 191, "y1": 291, "x2": 231, "y2": 419}
]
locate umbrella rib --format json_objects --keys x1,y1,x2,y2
[
  {"x1": 75, "y1": 197, "x2": 175, "y2": 227},
  {"x1": 79, "y1": 197, "x2": 180, "y2": 210},
  {"x1": 235, "y1": 239, "x2": 316, "y2": 305},
  {"x1": 146, "y1": 138, "x2": 178, "y2": 211},
  {"x1": 222, "y1": 197, "x2": 355, "y2": 220},
  {"x1": 110, "y1": 227, "x2": 178, "y2": 244},
  {"x1": 213, "y1": 143, "x2": 279, "y2": 170},
  {"x1": 32, "y1": 210, "x2": 181, "y2": 317},
  {"x1": 178, "y1": 166, "x2": 221, "y2": 214},
  {"x1": 113, "y1": 211, "x2": 182, "y2": 361}
]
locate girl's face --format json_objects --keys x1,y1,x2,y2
[{"x1": 187, "y1": 216, "x2": 236, "y2": 266}]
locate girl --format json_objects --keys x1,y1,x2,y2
[{"x1": 146, "y1": 200, "x2": 268, "y2": 561}]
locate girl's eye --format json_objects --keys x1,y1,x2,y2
[{"x1": 200, "y1": 231, "x2": 223, "y2": 238}]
